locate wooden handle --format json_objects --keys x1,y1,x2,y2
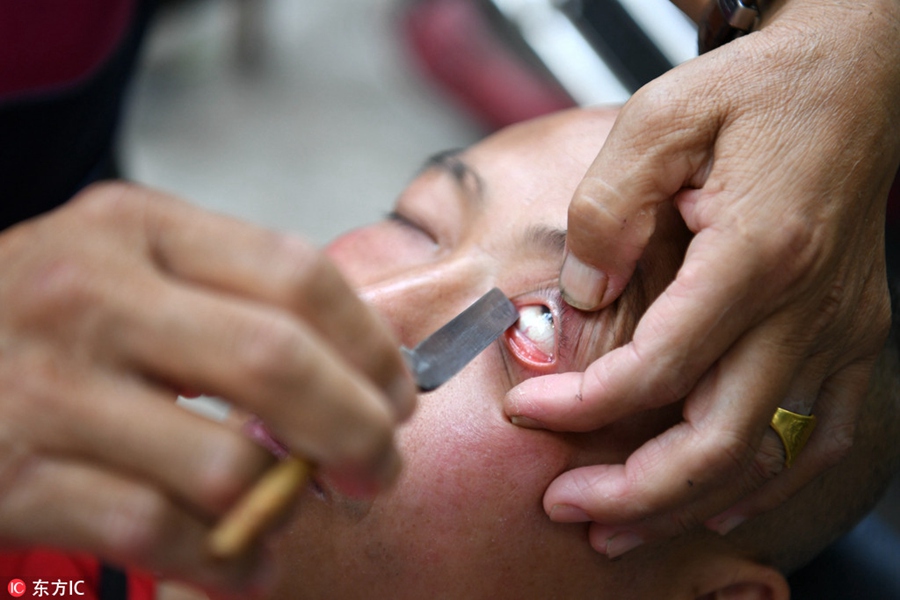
[{"x1": 207, "y1": 457, "x2": 310, "y2": 559}]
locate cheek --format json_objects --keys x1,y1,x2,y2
[
  {"x1": 267, "y1": 353, "x2": 604, "y2": 599},
  {"x1": 363, "y1": 358, "x2": 575, "y2": 577},
  {"x1": 398, "y1": 370, "x2": 560, "y2": 512}
]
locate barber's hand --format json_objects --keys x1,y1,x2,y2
[
  {"x1": 0, "y1": 183, "x2": 415, "y2": 587},
  {"x1": 504, "y1": 0, "x2": 900, "y2": 555}
]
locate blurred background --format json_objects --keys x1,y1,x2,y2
[
  {"x1": 121, "y1": 0, "x2": 482, "y2": 245},
  {"x1": 121, "y1": 0, "x2": 695, "y2": 243}
]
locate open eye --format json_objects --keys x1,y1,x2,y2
[
  {"x1": 517, "y1": 305, "x2": 555, "y2": 354},
  {"x1": 506, "y1": 304, "x2": 557, "y2": 368}
]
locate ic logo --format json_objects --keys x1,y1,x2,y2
[{"x1": 7, "y1": 579, "x2": 26, "y2": 598}]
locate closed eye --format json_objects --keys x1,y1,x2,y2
[{"x1": 385, "y1": 210, "x2": 438, "y2": 245}]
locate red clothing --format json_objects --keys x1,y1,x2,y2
[
  {"x1": 0, "y1": 0, "x2": 134, "y2": 98},
  {"x1": 0, "y1": 549, "x2": 155, "y2": 599}
]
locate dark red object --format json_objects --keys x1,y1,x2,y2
[
  {"x1": 399, "y1": 0, "x2": 576, "y2": 131},
  {"x1": 0, "y1": 0, "x2": 134, "y2": 98}
]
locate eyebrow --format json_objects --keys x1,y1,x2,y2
[
  {"x1": 522, "y1": 224, "x2": 567, "y2": 258},
  {"x1": 423, "y1": 150, "x2": 568, "y2": 260},
  {"x1": 423, "y1": 149, "x2": 485, "y2": 210}
]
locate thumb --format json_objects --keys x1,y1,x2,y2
[{"x1": 561, "y1": 85, "x2": 719, "y2": 310}]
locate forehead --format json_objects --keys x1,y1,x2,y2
[{"x1": 460, "y1": 108, "x2": 617, "y2": 224}]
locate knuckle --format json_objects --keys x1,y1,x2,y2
[
  {"x1": 610, "y1": 436, "x2": 679, "y2": 515},
  {"x1": 621, "y1": 341, "x2": 687, "y2": 405},
  {"x1": 0, "y1": 349, "x2": 78, "y2": 422},
  {"x1": 625, "y1": 436, "x2": 668, "y2": 493},
  {"x1": 69, "y1": 181, "x2": 140, "y2": 224},
  {"x1": 272, "y1": 235, "x2": 336, "y2": 303},
  {"x1": 817, "y1": 282, "x2": 845, "y2": 323},
  {"x1": 819, "y1": 422, "x2": 855, "y2": 468},
  {"x1": 234, "y1": 317, "x2": 301, "y2": 386},
  {"x1": 749, "y1": 442, "x2": 785, "y2": 484},
  {"x1": 748, "y1": 215, "x2": 815, "y2": 281},
  {"x1": 626, "y1": 78, "x2": 689, "y2": 131},
  {"x1": 714, "y1": 431, "x2": 757, "y2": 476},
  {"x1": 629, "y1": 323, "x2": 698, "y2": 406},
  {"x1": 12, "y1": 257, "x2": 99, "y2": 327},
  {"x1": 568, "y1": 181, "x2": 627, "y2": 230},
  {"x1": 657, "y1": 370, "x2": 694, "y2": 405},
  {"x1": 668, "y1": 508, "x2": 702, "y2": 535}
]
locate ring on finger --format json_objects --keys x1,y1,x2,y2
[{"x1": 769, "y1": 407, "x2": 817, "y2": 468}]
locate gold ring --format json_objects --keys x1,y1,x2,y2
[{"x1": 769, "y1": 407, "x2": 817, "y2": 468}]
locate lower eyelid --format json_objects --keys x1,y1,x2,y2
[{"x1": 505, "y1": 303, "x2": 559, "y2": 374}]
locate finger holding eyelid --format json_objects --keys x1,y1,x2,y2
[{"x1": 504, "y1": 231, "x2": 780, "y2": 430}]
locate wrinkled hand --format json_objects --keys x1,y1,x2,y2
[
  {"x1": 0, "y1": 183, "x2": 415, "y2": 586},
  {"x1": 504, "y1": 0, "x2": 900, "y2": 556}
]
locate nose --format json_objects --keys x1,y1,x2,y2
[{"x1": 358, "y1": 260, "x2": 494, "y2": 348}]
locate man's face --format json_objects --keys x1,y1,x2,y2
[{"x1": 266, "y1": 109, "x2": 688, "y2": 599}]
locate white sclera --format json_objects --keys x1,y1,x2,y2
[{"x1": 516, "y1": 305, "x2": 555, "y2": 357}]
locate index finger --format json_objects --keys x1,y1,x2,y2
[{"x1": 507, "y1": 227, "x2": 786, "y2": 430}]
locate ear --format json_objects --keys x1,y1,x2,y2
[{"x1": 693, "y1": 555, "x2": 790, "y2": 600}]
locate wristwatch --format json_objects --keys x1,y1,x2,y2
[{"x1": 698, "y1": 0, "x2": 768, "y2": 53}]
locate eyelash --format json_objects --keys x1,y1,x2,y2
[
  {"x1": 386, "y1": 210, "x2": 438, "y2": 245},
  {"x1": 530, "y1": 286, "x2": 574, "y2": 356}
]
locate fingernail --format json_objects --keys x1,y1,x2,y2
[
  {"x1": 606, "y1": 532, "x2": 644, "y2": 559},
  {"x1": 710, "y1": 514, "x2": 747, "y2": 536},
  {"x1": 509, "y1": 415, "x2": 546, "y2": 429},
  {"x1": 549, "y1": 504, "x2": 591, "y2": 523},
  {"x1": 559, "y1": 253, "x2": 607, "y2": 311}
]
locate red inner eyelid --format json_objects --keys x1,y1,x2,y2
[{"x1": 505, "y1": 300, "x2": 558, "y2": 372}]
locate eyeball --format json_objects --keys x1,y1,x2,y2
[
  {"x1": 517, "y1": 305, "x2": 555, "y2": 354},
  {"x1": 507, "y1": 304, "x2": 556, "y2": 366}
]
